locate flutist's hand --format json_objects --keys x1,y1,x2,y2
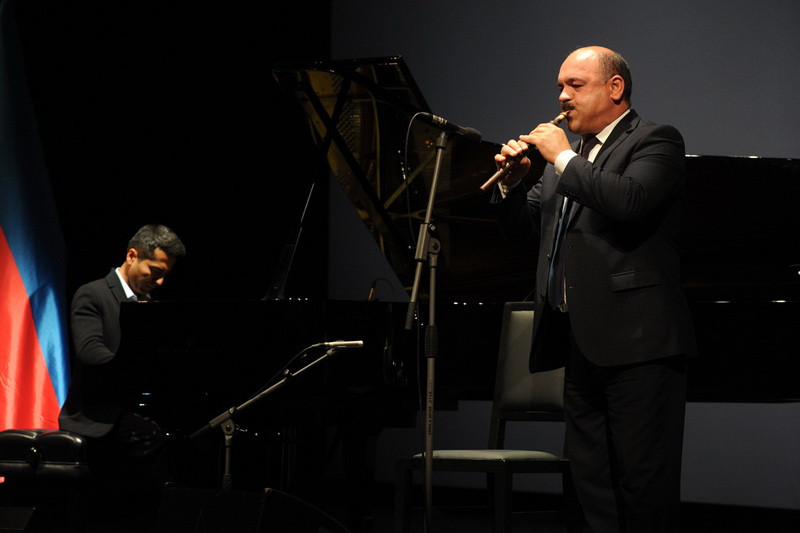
[
  {"x1": 493, "y1": 139, "x2": 531, "y2": 189},
  {"x1": 493, "y1": 121, "x2": 572, "y2": 191},
  {"x1": 520, "y1": 122, "x2": 571, "y2": 164}
]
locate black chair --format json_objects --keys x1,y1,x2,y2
[
  {"x1": 394, "y1": 301, "x2": 573, "y2": 533},
  {"x1": 0, "y1": 428, "x2": 89, "y2": 531}
]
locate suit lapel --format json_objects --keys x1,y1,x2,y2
[
  {"x1": 105, "y1": 268, "x2": 129, "y2": 303},
  {"x1": 594, "y1": 110, "x2": 639, "y2": 166},
  {"x1": 567, "y1": 110, "x2": 641, "y2": 226}
]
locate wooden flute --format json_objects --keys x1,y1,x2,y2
[{"x1": 478, "y1": 110, "x2": 569, "y2": 192}]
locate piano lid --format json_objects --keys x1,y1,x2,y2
[{"x1": 272, "y1": 57, "x2": 537, "y2": 303}]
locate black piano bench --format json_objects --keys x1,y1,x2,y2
[{"x1": 0, "y1": 429, "x2": 89, "y2": 532}]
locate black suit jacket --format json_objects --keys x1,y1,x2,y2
[
  {"x1": 59, "y1": 269, "x2": 129, "y2": 437},
  {"x1": 493, "y1": 110, "x2": 696, "y2": 371}
]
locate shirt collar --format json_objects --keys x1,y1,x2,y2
[
  {"x1": 115, "y1": 267, "x2": 137, "y2": 300},
  {"x1": 594, "y1": 108, "x2": 631, "y2": 145}
]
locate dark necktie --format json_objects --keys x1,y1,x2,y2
[{"x1": 546, "y1": 136, "x2": 600, "y2": 311}]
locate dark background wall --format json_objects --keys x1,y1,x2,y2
[
  {"x1": 331, "y1": 0, "x2": 800, "y2": 160},
  {"x1": 14, "y1": 0, "x2": 332, "y2": 301}
]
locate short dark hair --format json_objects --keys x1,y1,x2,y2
[
  {"x1": 128, "y1": 224, "x2": 186, "y2": 260},
  {"x1": 598, "y1": 49, "x2": 633, "y2": 103}
]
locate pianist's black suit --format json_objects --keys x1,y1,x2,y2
[
  {"x1": 59, "y1": 269, "x2": 129, "y2": 438},
  {"x1": 493, "y1": 110, "x2": 696, "y2": 532},
  {"x1": 59, "y1": 268, "x2": 163, "y2": 529},
  {"x1": 59, "y1": 268, "x2": 162, "y2": 454}
]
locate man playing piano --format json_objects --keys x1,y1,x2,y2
[
  {"x1": 491, "y1": 46, "x2": 696, "y2": 532},
  {"x1": 58, "y1": 224, "x2": 186, "y2": 528}
]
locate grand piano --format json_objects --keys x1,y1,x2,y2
[{"x1": 106, "y1": 56, "x2": 800, "y2": 528}]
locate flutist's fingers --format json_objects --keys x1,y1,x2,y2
[
  {"x1": 480, "y1": 111, "x2": 569, "y2": 193},
  {"x1": 491, "y1": 139, "x2": 531, "y2": 189},
  {"x1": 520, "y1": 122, "x2": 570, "y2": 163},
  {"x1": 495, "y1": 139, "x2": 529, "y2": 165}
]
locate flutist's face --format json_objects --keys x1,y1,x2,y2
[{"x1": 557, "y1": 48, "x2": 624, "y2": 137}]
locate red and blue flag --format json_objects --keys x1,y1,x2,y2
[{"x1": 0, "y1": 0, "x2": 69, "y2": 430}]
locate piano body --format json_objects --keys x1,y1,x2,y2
[
  {"x1": 104, "y1": 57, "x2": 800, "y2": 521},
  {"x1": 680, "y1": 155, "x2": 800, "y2": 401}
]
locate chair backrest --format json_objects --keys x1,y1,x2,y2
[{"x1": 488, "y1": 302, "x2": 565, "y2": 448}]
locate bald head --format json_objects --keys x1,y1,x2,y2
[{"x1": 568, "y1": 46, "x2": 632, "y2": 103}]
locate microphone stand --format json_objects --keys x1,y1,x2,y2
[
  {"x1": 189, "y1": 343, "x2": 352, "y2": 491},
  {"x1": 404, "y1": 129, "x2": 449, "y2": 532}
]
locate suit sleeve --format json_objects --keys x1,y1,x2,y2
[
  {"x1": 70, "y1": 285, "x2": 116, "y2": 365},
  {"x1": 490, "y1": 172, "x2": 545, "y2": 245},
  {"x1": 557, "y1": 123, "x2": 685, "y2": 222}
]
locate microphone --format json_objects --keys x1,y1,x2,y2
[
  {"x1": 320, "y1": 340, "x2": 364, "y2": 349},
  {"x1": 418, "y1": 113, "x2": 482, "y2": 142}
]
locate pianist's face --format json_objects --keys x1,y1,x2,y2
[{"x1": 123, "y1": 247, "x2": 177, "y2": 297}]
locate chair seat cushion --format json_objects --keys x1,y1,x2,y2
[
  {"x1": 414, "y1": 449, "x2": 560, "y2": 461},
  {"x1": 0, "y1": 429, "x2": 88, "y2": 480}
]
